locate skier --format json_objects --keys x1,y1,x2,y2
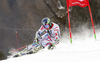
[
  {"x1": 34, "y1": 17, "x2": 60, "y2": 50},
  {"x1": 13, "y1": 17, "x2": 60, "y2": 57}
]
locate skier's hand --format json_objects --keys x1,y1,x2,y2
[
  {"x1": 34, "y1": 37, "x2": 39, "y2": 44},
  {"x1": 35, "y1": 37, "x2": 38, "y2": 40}
]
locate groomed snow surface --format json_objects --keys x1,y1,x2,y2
[{"x1": 1, "y1": 28, "x2": 100, "y2": 62}]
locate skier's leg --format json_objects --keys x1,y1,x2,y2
[
  {"x1": 38, "y1": 33, "x2": 49, "y2": 47},
  {"x1": 41, "y1": 36, "x2": 56, "y2": 50}
]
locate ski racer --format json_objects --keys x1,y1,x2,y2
[
  {"x1": 13, "y1": 17, "x2": 60, "y2": 57},
  {"x1": 34, "y1": 17, "x2": 60, "y2": 50}
]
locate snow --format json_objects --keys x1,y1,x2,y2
[
  {"x1": 1, "y1": 29, "x2": 100, "y2": 62},
  {"x1": 58, "y1": 0, "x2": 65, "y2": 10}
]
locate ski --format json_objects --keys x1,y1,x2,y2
[{"x1": 10, "y1": 43, "x2": 42, "y2": 58}]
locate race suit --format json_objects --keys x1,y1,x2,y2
[{"x1": 36, "y1": 22, "x2": 60, "y2": 47}]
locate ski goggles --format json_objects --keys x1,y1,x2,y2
[{"x1": 43, "y1": 24, "x2": 49, "y2": 29}]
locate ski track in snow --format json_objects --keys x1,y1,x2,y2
[{"x1": 1, "y1": 30, "x2": 100, "y2": 62}]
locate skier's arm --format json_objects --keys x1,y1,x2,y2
[
  {"x1": 35, "y1": 26, "x2": 45, "y2": 40},
  {"x1": 54, "y1": 26, "x2": 60, "y2": 44}
]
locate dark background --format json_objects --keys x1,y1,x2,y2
[{"x1": 0, "y1": 0, "x2": 100, "y2": 60}]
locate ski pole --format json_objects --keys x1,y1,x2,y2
[{"x1": 9, "y1": 46, "x2": 26, "y2": 53}]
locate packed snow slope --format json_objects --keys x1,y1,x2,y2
[{"x1": 1, "y1": 28, "x2": 100, "y2": 62}]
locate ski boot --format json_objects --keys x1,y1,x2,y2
[{"x1": 48, "y1": 44, "x2": 55, "y2": 50}]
